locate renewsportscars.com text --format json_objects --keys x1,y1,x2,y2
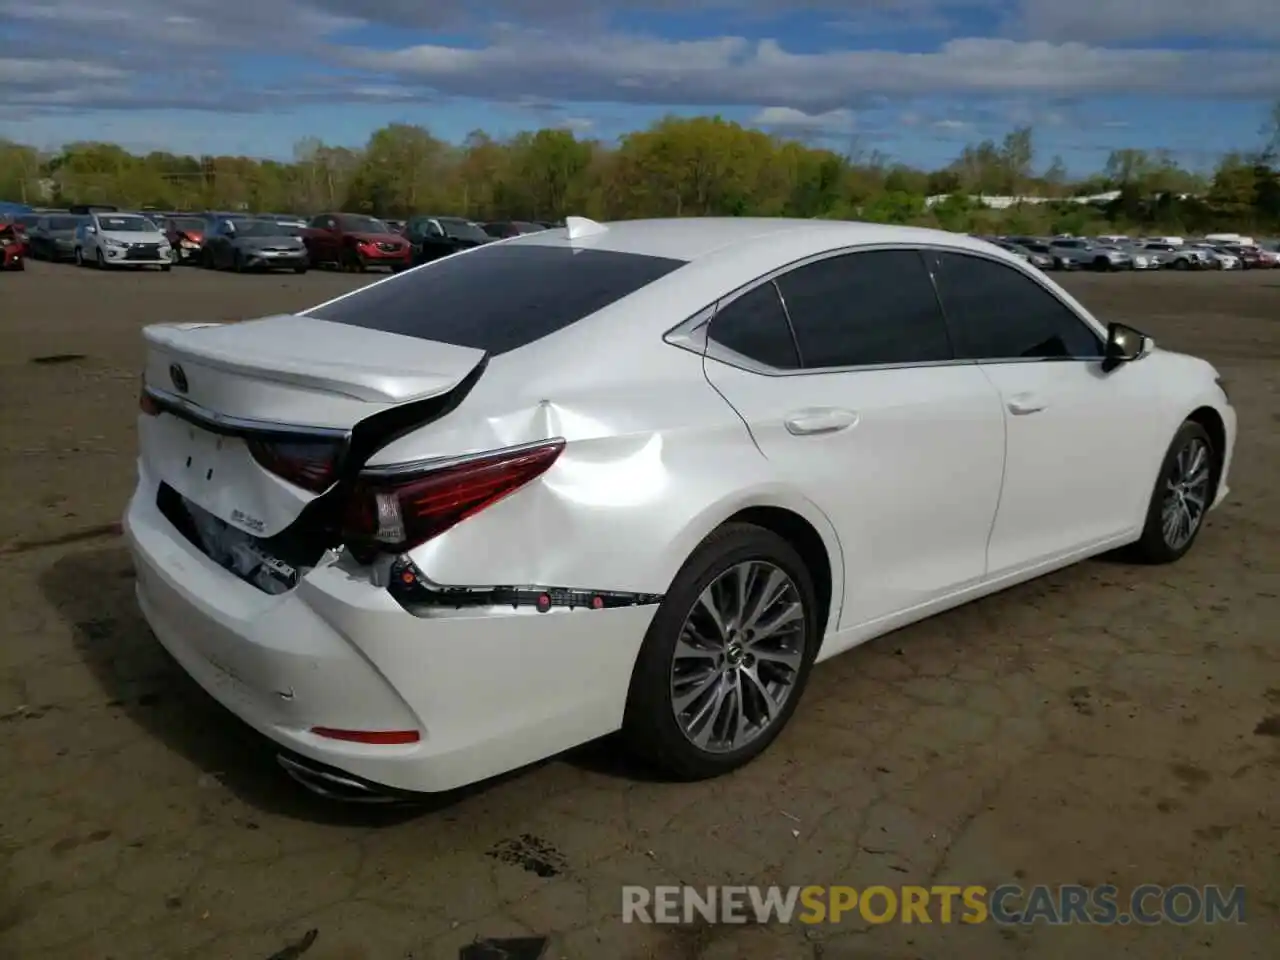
[{"x1": 622, "y1": 884, "x2": 1246, "y2": 926}]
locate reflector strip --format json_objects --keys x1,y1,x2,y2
[{"x1": 310, "y1": 727, "x2": 420, "y2": 745}]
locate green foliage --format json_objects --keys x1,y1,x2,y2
[{"x1": 2, "y1": 118, "x2": 1278, "y2": 235}]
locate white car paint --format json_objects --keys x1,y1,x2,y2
[
  {"x1": 77, "y1": 212, "x2": 171, "y2": 268},
  {"x1": 124, "y1": 217, "x2": 1237, "y2": 797}
]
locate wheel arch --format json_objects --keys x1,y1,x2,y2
[
  {"x1": 1185, "y1": 405, "x2": 1227, "y2": 502},
  {"x1": 661, "y1": 491, "x2": 844, "y2": 641}
]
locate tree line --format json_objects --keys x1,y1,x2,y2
[{"x1": 2, "y1": 112, "x2": 1279, "y2": 236}]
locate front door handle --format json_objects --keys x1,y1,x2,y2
[
  {"x1": 784, "y1": 407, "x2": 859, "y2": 435},
  {"x1": 1007, "y1": 392, "x2": 1046, "y2": 415}
]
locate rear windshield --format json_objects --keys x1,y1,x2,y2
[{"x1": 307, "y1": 243, "x2": 687, "y2": 355}]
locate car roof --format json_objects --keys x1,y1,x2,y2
[{"x1": 507, "y1": 217, "x2": 1005, "y2": 263}]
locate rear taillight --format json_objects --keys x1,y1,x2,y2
[
  {"x1": 247, "y1": 437, "x2": 345, "y2": 493},
  {"x1": 139, "y1": 385, "x2": 160, "y2": 416},
  {"x1": 341, "y1": 439, "x2": 565, "y2": 555}
]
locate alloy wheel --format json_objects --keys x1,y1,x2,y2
[
  {"x1": 670, "y1": 560, "x2": 807, "y2": 754},
  {"x1": 1161, "y1": 437, "x2": 1211, "y2": 551}
]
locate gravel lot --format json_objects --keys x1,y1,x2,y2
[{"x1": 1, "y1": 262, "x2": 1277, "y2": 959}]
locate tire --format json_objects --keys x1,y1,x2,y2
[
  {"x1": 232, "y1": 251, "x2": 244, "y2": 273},
  {"x1": 74, "y1": 247, "x2": 84, "y2": 267},
  {"x1": 341, "y1": 249, "x2": 365, "y2": 273},
  {"x1": 160, "y1": 264, "x2": 171, "y2": 272},
  {"x1": 1127, "y1": 421, "x2": 1218, "y2": 565},
  {"x1": 1174, "y1": 258, "x2": 1188, "y2": 270},
  {"x1": 12, "y1": 258, "x2": 24, "y2": 271},
  {"x1": 95, "y1": 248, "x2": 107, "y2": 269},
  {"x1": 622, "y1": 522, "x2": 820, "y2": 780},
  {"x1": 1094, "y1": 256, "x2": 1110, "y2": 272},
  {"x1": 293, "y1": 265, "x2": 308, "y2": 274}
]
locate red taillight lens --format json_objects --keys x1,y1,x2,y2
[
  {"x1": 342, "y1": 439, "x2": 565, "y2": 554},
  {"x1": 139, "y1": 386, "x2": 161, "y2": 416},
  {"x1": 310, "y1": 727, "x2": 420, "y2": 745},
  {"x1": 247, "y1": 437, "x2": 345, "y2": 493}
]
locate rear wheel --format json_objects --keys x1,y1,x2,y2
[
  {"x1": 1174, "y1": 258, "x2": 1189, "y2": 270},
  {"x1": 622, "y1": 523, "x2": 818, "y2": 780},
  {"x1": 1128, "y1": 421, "x2": 1218, "y2": 565}
]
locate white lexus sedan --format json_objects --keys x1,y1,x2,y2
[{"x1": 124, "y1": 217, "x2": 1236, "y2": 800}]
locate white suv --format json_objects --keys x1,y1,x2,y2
[{"x1": 75, "y1": 213, "x2": 172, "y2": 270}]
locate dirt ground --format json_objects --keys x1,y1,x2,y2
[{"x1": 0, "y1": 261, "x2": 1277, "y2": 960}]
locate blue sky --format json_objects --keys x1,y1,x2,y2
[{"x1": 1, "y1": 0, "x2": 1277, "y2": 175}]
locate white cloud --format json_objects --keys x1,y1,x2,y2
[
  {"x1": 0, "y1": 0, "x2": 1275, "y2": 133},
  {"x1": 752, "y1": 106, "x2": 857, "y2": 133},
  {"x1": 0, "y1": 57, "x2": 126, "y2": 85},
  {"x1": 336, "y1": 32, "x2": 1280, "y2": 109},
  {"x1": 558, "y1": 116, "x2": 597, "y2": 132}
]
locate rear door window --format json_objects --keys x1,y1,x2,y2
[
  {"x1": 773, "y1": 249, "x2": 953, "y2": 368},
  {"x1": 307, "y1": 243, "x2": 687, "y2": 355}
]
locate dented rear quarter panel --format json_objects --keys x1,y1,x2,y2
[{"x1": 371, "y1": 327, "x2": 846, "y2": 605}]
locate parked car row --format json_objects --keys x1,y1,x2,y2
[
  {"x1": 979, "y1": 233, "x2": 1280, "y2": 273},
  {"x1": 4, "y1": 206, "x2": 563, "y2": 275}
]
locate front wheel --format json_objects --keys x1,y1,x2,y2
[
  {"x1": 293, "y1": 265, "x2": 308, "y2": 274},
  {"x1": 95, "y1": 248, "x2": 107, "y2": 269},
  {"x1": 1128, "y1": 421, "x2": 1219, "y2": 565},
  {"x1": 74, "y1": 247, "x2": 85, "y2": 267},
  {"x1": 622, "y1": 523, "x2": 818, "y2": 780}
]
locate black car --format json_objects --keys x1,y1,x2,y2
[
  {"x1": 26, "y1": 213, "x2": 87, "y2": 262},
  {"x1": 481, "y1": 220, "x2": 549, "y2": 239},
  {"x1": 403, "y1": 215, "x2": 493, "y2": 265}
]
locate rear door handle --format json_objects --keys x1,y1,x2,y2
[
  {"x1": 784, "y1": 407, "x2": 859, "y2": 435},
  {"x1": 1007, "y1": 392, "x2": 1046, "y2": 415}
]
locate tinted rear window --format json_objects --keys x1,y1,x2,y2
[{"x1": 307, "y1": 244, "x2": 687, "y2": 355}]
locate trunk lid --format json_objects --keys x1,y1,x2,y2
[{"x1": 140, "y1": 314, "x2": 485, "y2": 538}]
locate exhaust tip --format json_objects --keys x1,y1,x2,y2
[{"x1": 276, "y1": 754, "x2": 403, "y2": 804}]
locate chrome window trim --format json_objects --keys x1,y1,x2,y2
[
  {"x1": 144, "y1": 385, "x2": 351, "y2": 441},
  {"x1": 663, "y1": 241, "x2": 1107, "y2": 376}
]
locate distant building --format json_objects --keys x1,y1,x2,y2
[{"x1": 924, "y1": 191, "x2": 1123, "y2": 209}]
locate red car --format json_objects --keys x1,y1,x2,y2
[
  {"x1": 161, "y1": 215, "x2": 209, "y2": 264},
  {"x1": 0, "y1": 221, "x2": 25, "y2": 271},
  {"x1": 1226, "y1": 244, "x2": 1280, "y2": 269},
  {"x1": 300, "y1": 213, "x2": 411, "y2": 272}
]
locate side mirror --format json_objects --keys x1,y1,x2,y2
[
  {"x1": 86, "y1": 226, "x2": 97, "y2": 235},
  {"x1": 1101, "y1": 322, "x2": 1147, "y2": 373}
]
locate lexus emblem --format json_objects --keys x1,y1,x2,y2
[{"x1": 169, "y1": 363, "x2": 188, "y2": 393}]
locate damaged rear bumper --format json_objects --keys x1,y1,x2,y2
[{"x1": 123, "y1": 467, "x2": 658, "y2": 795}]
